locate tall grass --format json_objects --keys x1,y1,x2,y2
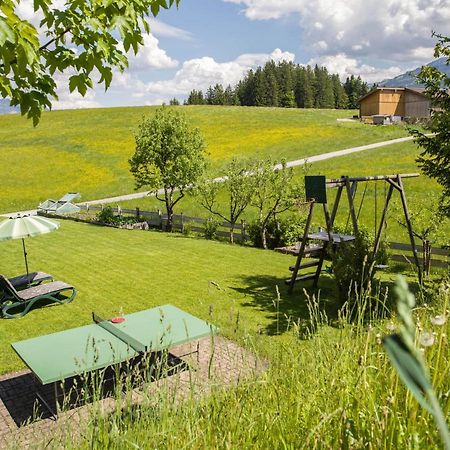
[{"x1": 37, "y1": 277, "x2": 450, "y2": 449}]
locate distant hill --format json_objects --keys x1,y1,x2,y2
[
  {"x1": 0, "y1": 99, "x2": 19, "y2": 114},
  {"x1": 379, "y1": 57, "x2": 450, "y2": 87}
]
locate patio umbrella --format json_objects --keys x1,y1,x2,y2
[{"x1": 0, "y1": 215, "x2": 59, "y2": 278}]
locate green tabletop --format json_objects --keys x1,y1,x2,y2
[{"x1": 12, "y1": 304, "x2": 216, "y2": 385}]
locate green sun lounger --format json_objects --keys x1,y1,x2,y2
[
  {"x1": 0, "y1": 272, "x2": 53, "y2": 302},
  {"x1": 0, "y1": 274, "x2": 77, "y2": 319}
]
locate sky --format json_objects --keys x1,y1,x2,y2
[{"x1": 27, "y1": 0, "x2": 450, "y2": 109}]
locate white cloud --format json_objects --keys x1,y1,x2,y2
[
  {"x1": 142, "y1": 48, "x2": 295, "y2": 100},
  {"x1": 147, "y1": 18, "x2": 193, "y2": 41},
  {"x1": 51, "y1": 71, "x2": 101, "y2": 110},
  {"x1": 107, "y1": 48, "x2": 295, "y2": 105},
  {"x1": 126, "y1": 34, "x2": 179, "y2": 70},
  {"x1": 224, "y1": 0, "x2": 449, "y2": 66},
  {"x1": 307, "y1": 54, "x2": 403, "y2": 83}
]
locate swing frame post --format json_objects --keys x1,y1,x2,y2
[{"x1": 286, "y1": 173, "x2": 421, "y2": 292}]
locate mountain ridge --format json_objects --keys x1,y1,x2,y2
[{"x1": 379, "y1": 57, "x2": 449, "y2": 87}]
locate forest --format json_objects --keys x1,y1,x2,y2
[{"x1": 182, "y1": 61, "x2": 370, "y2": 110}]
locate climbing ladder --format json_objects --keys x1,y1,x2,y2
[
  {"x1": 286, "y1": 173, "x2": 422, "y2": 293},
  {"x1": 287, "y1": 177, "x2": 357, "y2": 293}
]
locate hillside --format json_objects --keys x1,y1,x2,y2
[
  {"x1": 0, "y1": 105, "x2": 413, "y2": 213},
  {"x1": 379, "y1": 57, "x2": 450, "y2": 87}
]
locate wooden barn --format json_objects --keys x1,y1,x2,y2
[{"x1": 359, "y1": 87, "x2": 430, "y2": 119}]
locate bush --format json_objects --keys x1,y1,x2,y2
[
  {"x1": 182, "y1": 221, "x2": 196, "y2": 236},
  {"x1": 332, "y1": 228, "x2": 388, "y2": 306},
  {"x1": 204, "y1": 217, "x2": 220, "y2": 240},
  {"x1": 248, "y1": 216, "x2": 306, "y2": 249},
  {"x1": 95, "y1": 207, "x2": 141, "y2": 227},
  {"x1": 96, "y1": 206, "x2": 118, "y2": 225}
]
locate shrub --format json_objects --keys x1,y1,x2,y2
[
  {"x1": 96, "y1": 206, "x2": 118, "y2": 225},
  {"x1": 204, "y1": 217, "x2": 220, "y2": 240},
  {"x1": 248, "y1": 216, "x2": 306, "y2": 249},
  {"x1": 332, "y1": 228, "x2": 388, "y2": 306},
  {"x1": 182, "y1": 221, "x2": 196, "y2": 236}
]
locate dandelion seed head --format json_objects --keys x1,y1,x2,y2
[
  {"x1": 386, "y1": 322, "x2": 396, "y2": 332},
  {"x1": 419, "y1": 331, "x2": 435, "y2": 347},
  {"x1": 430, "y1": 315, "x2": 447, "y2": 326}
]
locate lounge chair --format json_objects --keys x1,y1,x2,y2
[
  {"x1": 0, "y1": 272, "x2": 53, "y2": 302},
  {"x1": 9, "y1": 271, "x2": 53, "y2": 289},
  {"x1": 0, "y1": 274, "x2": 77, "y2": 319}
]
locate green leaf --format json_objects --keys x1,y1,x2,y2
[
  {"x1": 383, "y1": 334, "x2": 434, "y2": 414},
  {"x1": 69, "y1": 75, "x2": 78, "y2": 93},
  {"x1": 0, "y1": 17, "x2": 16, "y2": 46}
]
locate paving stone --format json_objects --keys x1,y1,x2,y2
[{"x1": 0, "y1": 336, "x2": 266, "y2": 449}]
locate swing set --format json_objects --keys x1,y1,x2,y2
[{"x1": 286, "y1": 173, "x2": 422, "y2": 293}]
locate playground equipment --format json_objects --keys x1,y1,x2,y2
[{"x1": 286, "y1": 173, "x2": 421, "y2": 293}]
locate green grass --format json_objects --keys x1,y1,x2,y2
[
  {"x1": 0, "y1": 220, "x2": 310, "y2": 374},
  {"x1": 0, "y1": 106, "x2": 414, "y2": 213},
  {"x1": 63, "y1": 271, "x2": 450, "y2": 449},
  {"x1": 1, "y1": 221, "x2": 447, "y2": 448},
  {"x1": 116, "y1": 140, "x2": 449, "y2": 245}
]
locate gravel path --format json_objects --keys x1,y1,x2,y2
[{"x1": 2, "y1": 135, "x2": 417, "y2": 218}]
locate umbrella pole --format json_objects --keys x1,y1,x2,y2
[{"x1": 22, "y1": 238, "x2": 30, "y2": 281}]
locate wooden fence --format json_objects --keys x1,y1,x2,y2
[
  {"x1": 77, "y1": 204, "x2": 248, "y2": 242},
  {"x1": 44, "y1": 205, "x2": 449, "y2": 270},
  {"x1": 389, "y1": 242, "x2": 449, "y2": 271}
]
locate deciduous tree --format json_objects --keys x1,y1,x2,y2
[
  {"x1": 197, "y1": 158, "x2": 254, "y2": 244},
  {"x1": 0, "y1": 0, "x2": 180, "y2": 125},
  {"x1": 129, "y1": 108, "x2": 206, "y2": 231},
  {"x1": 251, "y1": 159, "x2": 301, "y2": 249}
]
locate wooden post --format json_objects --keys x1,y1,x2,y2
[
  {"x1": 397, "y1": 175, "x2": 422, "y2": 284},
  {"x1": 330, "y1": 185, "x2": 344, "y2": 226},
  {"x1": 136, "y1": 207, "x2": 140, "y2": 220},
  {"x1": 312, "y1": 203, "x2": 333, "y2": 288},
  {"x1": 180, "y1": 213, "x2": 184, "y2": 234},
  {"x1": 158, "y1": 209, "x2": 163, "y2": 230},
  {"x1": 117, "y1": 205, "x2": 121, "y2": 217},
  {"x1": 344, "y1": 177, "x2": 359, "y2": 235},
  {"x1": 241, "y1": 220, "x2": 246, "y2": 243},
  {"x1": 373, "y1": 182, "x2": 394, "y2": 258},
  {"x1": 288, "y1": 201, "x2": 315, "y2": 294},
  {"x1": 423, "y1": 239, "x2": 431, "y2": 275}
]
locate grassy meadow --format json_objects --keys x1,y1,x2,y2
[
  {"x1": 1, "y1": 105, "x2": 449, "y2": 448},
  {"x1": 0, "y1": 106, "x2": 414, "y2": 213},
  {"x1": 0, "y1": 220, "x2": 446, "y2": 448}
]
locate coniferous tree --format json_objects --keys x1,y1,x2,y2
[
  {"x1": 254, "y1": 68, "x2": 269, "y2": 106},
  {"x1": 187, "y1": 90, "x2": 205, "y2": 105},
  {"x1": 331, "y1": 74, "x2": 348, "y2": 109}
]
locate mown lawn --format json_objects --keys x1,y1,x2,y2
[
  {"x1": 0, "y1": 106, "x2": 413, "y2": 213},
  {"x1": 0, "y1": 220, "x2": 318, "y2": 374}
]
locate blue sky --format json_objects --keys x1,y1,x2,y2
[{"x1": 45, "y1": 0, "x2": 450, "y2": 109}]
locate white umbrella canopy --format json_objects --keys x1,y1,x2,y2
[{"x1": 0, "y1": 215, "x2": 60, "y2": 277}]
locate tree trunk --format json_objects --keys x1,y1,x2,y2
[
  {"x1": 164, "y1": 189, "x2": 173, "y2": 232},
  {"x1": 423, "y1": 239, "x2": 432, "y2": 275},
  {"x1": 260, "y1": 226, "x2": 267, "y2": 249},
  {"x1": 230, "y1": 223, "x2": 235, "y2": 244}
]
